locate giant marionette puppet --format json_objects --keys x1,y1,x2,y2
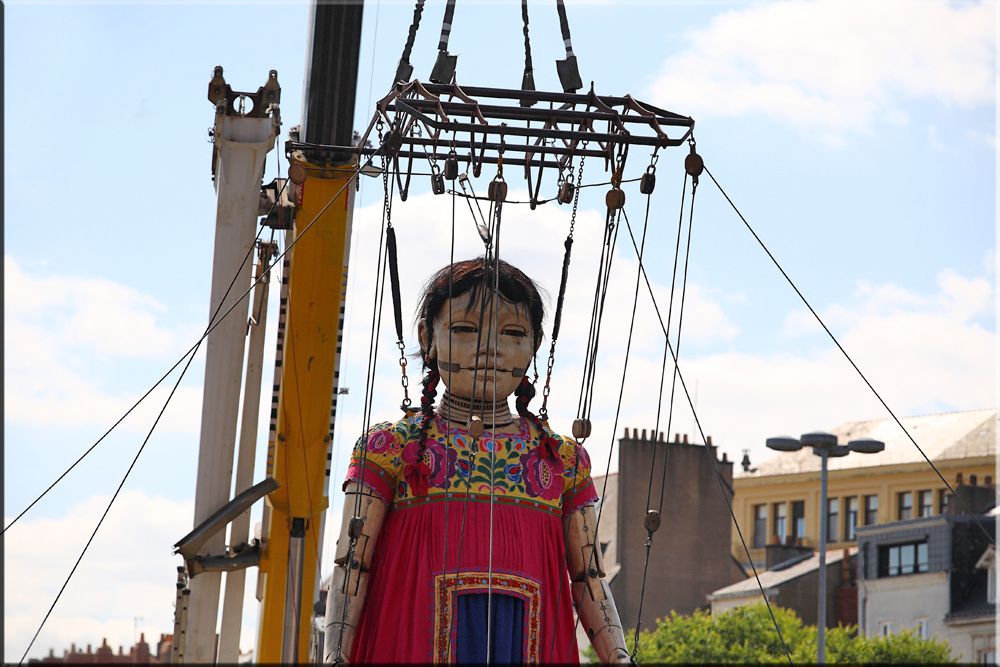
[{"x1": 323, "y1": 257, "x2": 630, "y2": 664}]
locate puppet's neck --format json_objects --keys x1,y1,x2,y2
[{"x1": 438, "y1": 391, "x2": 515, "y2": 430}]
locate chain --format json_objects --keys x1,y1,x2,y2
[
  {"x1": 539, "y1": 150, "x2": 587, "y2": 422},
  {"x1": 380, "y1": 130, "x2": 412, "y2": 411},
  {"x1": 568, "y1": 151, "x2": 586, "y2": 238},
  {"x1": 398, "y1": 342, "x2": 412, "y2": 409}
]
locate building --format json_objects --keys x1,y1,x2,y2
[
  {"x1": 732, "y1": 409, "x2": 995, "y2": 570},
  {"x1": 598, "y1": 428, "x2": 744, "y2": 633},
  {"x1": 856, "y1": 485, "x2": 996, "y2": 663},
  {"x1": 708, "y1": 547, "x2": 857, "y2": 627},
  {"x1": 31, "y1": 633, "x2": 171, "y2": 664}
]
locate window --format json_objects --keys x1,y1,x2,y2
[
  {"x1": 918, "y1": 490, "x2": 933, "y2": 517},
  {"x1": 845, "y1": 496, "x2": 859, "y2": 541},
  {"x1": 878, "y1": 621, "x2": 893, "y2": 637},
  {"x1": 938, "y1": 489, "x2": 950, "y2": 515},
  {"x1": 827, "y1": 498, "x2": 839, "y2": 542},
  {"x1": 773, "y1": 502, "x2": 787, "y2": 544},
  {"x1": 792, "y1": 501, "x2": 805, "y2": 542},
  {"x1": 753, "y1": 504, "x2": 768, "y2": 548},
  {"x1": 916, "y1": 618, "x2": 928, "y2": 639},
  {"x1": 973, "y1": 633, "x2": 995, "y2": 665},
  {"x1": 898, "y1": 491, "x2": 913, "y2": 520},
  {"x1": 878, "y1": 541, "x2": 929, "y2": 577},
  {"x1": 864, "y1": 494, "x2": 879, "y2": 525}
]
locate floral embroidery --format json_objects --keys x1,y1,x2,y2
[
  {"x1": 520, "y1": 447, "x2": 562, "y2": 501},
  {"x1": 367, "y1": 428, "x2": 395, "y2": 454},
  {"x1": 504, "y1": 462, "x2": 523, "y2": 484},
  {"x1": 347, "y1": 415, "x2": 597, "y2": 511},
  {"x1": 402, "y1": 438, "x2": 458, "y2": 496}
]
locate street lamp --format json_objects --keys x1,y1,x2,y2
[{"x1": 765, "y1": 432, "x2": 884, "y2": 664}]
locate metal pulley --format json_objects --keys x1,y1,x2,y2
[
  {"x1": 572, "y1": 418, "x2": 592, "y2": 440},
  {"x1": 468, "y1": 415, "x2": 485, "y2": 438},
  {"x1": 444, "y1": 152, "x2": 459, "y2": 180},
  {"x1": 488, "y1": 178, "x2": 508, "y2": 202},
  {"x1": 431, "y1": 172, "x2": 445, "y2": 195},
  {"x1": 605, "y1": 187, "x2": 625, "y2": 210},
  {"x1": 640, "y1": 166, "x2": 656, "y2": 195},
  {"x1": 644, "y1": 509, "x2": 661, "y2": 533},
  {"x1": 558, "y1": 180, "x2": 575, "y2": 204}
]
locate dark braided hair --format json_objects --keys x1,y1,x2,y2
[
  {"x1": 515, "y1": 375, "x2": 560, "y2": 459},
  {"x1": 413, "y1": 257, "x2": 558, "y2": 477}
]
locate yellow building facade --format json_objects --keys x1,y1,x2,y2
[{"x1": 731, "y1": 409, "x2": 995, "y2": 568}]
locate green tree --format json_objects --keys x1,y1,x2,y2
[{"x1": 584, "y1": 604, "x2": 954, "y2": 663}]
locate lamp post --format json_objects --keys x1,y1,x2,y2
[{"x1": 765, "y1": 433, "x2": 884, "y2": 664}]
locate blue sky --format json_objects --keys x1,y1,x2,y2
[{"x1": 4, "y1": 0, "x2": 996, "y2": 661}]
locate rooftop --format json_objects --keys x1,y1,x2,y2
[
  {"x1": 708, "y1": 547, "x2": 857, "y2": 600},
  {"x1": 737, "y1": 408, "x2": 995, "y2": 478}
]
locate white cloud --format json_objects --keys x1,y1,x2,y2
[
  {"x1": 330, "y1": 188, "x2": 993, "y2": 481},
  {"x1": 4, "y1": 256, "x2": 204, "y2": 433},
  {"x1": 3, "y1": 491, "x2": 193, "y2": 663},
  {"x1": 691, "y1": 266, "x2": 995, "y2": 468},
  {"x1": 648, "y1": 0, "x2": 996, "y2": 139}
]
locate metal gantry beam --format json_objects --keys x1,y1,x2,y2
[{"x1": 185, "y1": 67, "x2": 281, "y2": 664}]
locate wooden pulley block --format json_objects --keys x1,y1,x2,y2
[
  {"x1": 640, "y1": 169, "x2": 656, "y2": 195},
  {"x1": 468, "y1": 415, "x2": 485, "y2": 438},
  {"x1": 444, "y1": 154, "x2": 459, "y2": 180},
  {"x1": 572, "y1": 418, "x2": 592, "y2": 440},
  {"x1": 488, "y1": 179, "x2": 508, "y2": 202},
  {"x1": 287, "y1": 162, "x2": 307, "y2": 185},
  {"x1": 431, "y1": 173, "x2": 446, "y2": 195},
  {"x1": 382, "y1": 129, "x2": 403, "y2": 155},
  {"x1": 605, "y1": 187, "x2": 626, "y2": 210},
  {"x1": 685, "y1": 150, "x2": 704, "y2": 178},
  {"x1": 644, "y1": 509, "x2": 661, "y2": 533},
  {"x1": 558, "y1": 180, "x2": 575, "y2": 205}
]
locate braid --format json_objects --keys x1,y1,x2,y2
[
  {"x1": 413, "y1": 361, "x2": 440, "y2": 493},
  {"x1": 515, "y1": 376, "x2": 559, "y2": 460}
]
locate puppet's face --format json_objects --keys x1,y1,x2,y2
[{"x1": 421, "y1": 294, "x2": 536, "y2": 402}]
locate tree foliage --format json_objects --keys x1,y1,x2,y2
[{"x1": 583, "y1": 604, "x2": 954, "y2": 663}]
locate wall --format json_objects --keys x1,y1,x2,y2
[
  {"x1": 945, "y1": 618, "x2": 996, "y2": 663},
  {"x1": 610, "y1": 429, "x2": 737, "y2": 630},
  {"x1": 732, "y1": 458, "x2": 994, "y2": 568},
  {"x1": 859, "y1": 572, "x2": 950, "y2": 639}
]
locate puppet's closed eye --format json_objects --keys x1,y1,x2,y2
[
  {"x1": 502, "y1": 327, "x2": 528, "y2": 338},
  {"x1": 450, "y1": 324, "x2": 477, "y2": 334}
]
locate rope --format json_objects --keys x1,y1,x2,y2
[
  {"x1": 519, "y1": 0, "x2": 535, "y2": 105},
  {"x1": 618, "y1": 209, "x2": 794, "y2": 665},
  {"x1": 439, "y1": 177, "x2": 458, "y2": 662},
  {"x1": 18, "y1": 343, "x2": 202, "y2": 664},
  {"x1": 334, "y1": 155, "x2": 395, "y2": 661},
  {"x1": 2, "y1": 178, "x2": 288, "y2": 535},
  {"x1": 437, "y1": 0, "x2": 457, "y2": 52},
  {"x1": 632, "y1": 170, "x2": 695, "y2": 654},
  {"x1": 394, "y1": 0, "x2": 425, "y2": 83},
  {"x1": 703, "y1": 165, "x2": 997, "y2": 549},
  {"x1": 555, "y1": 0, "x2": 575, "y2": 57},
  {"x1": 485, "y1": 193, "x2": 505, "y2": 663}
]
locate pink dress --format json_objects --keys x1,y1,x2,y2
[{"x1": 344, "y1": 413, "x2": 598, "y2": 664}]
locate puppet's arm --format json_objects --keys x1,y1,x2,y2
[
  {"x1": 564, "y1": 504, "x2": 632, "y2": 664},
  {"x1": 323, "y1": 482, "x2": 387, "y2": 664}
]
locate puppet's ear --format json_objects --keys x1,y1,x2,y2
[{"x1": 417, "y1": 318, "x2": 433, "y2": 357}]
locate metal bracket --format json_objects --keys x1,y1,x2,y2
[{"x1": 174, "y1": 476, "x2": 279, "y2": 579}]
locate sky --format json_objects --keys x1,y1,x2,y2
[{"x1": 4, "y1": 0, "x2": 997, "y2": 662}]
